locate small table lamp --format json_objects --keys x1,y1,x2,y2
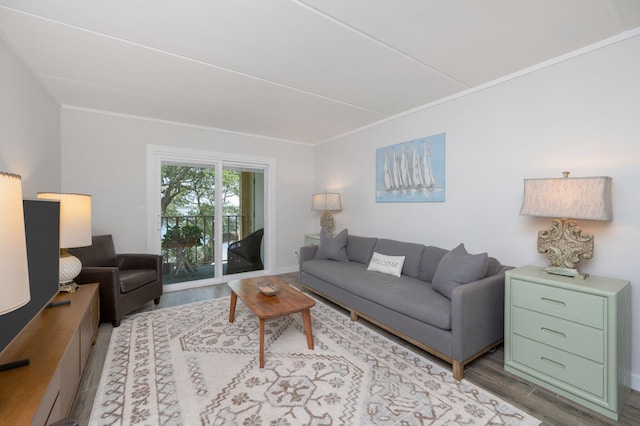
[
  {"x1": 37, "y1": 193, "x2": 92, "y2": 292},
  {"x1": 520, "y1": 172, "x2": 612, "y2": 279},
  {"x1": 311, "y1": 192, "x2": 342, "y2": 236}
]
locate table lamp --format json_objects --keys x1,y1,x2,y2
[
  {"x1": 311, "y1": 192, "x2": 341, "y2": 235},
  {"x1": 520, "y1": 171, "x2": 612, "y2": 279},
  {"x1": 0, "y1": 172, "x2": 31, "y2": 371},
  {"x1": 37, "y1": 192, "x2": 92, "y2": 292},
  {"x1": 0, "y1": 172, "x2": 31, "y2": 314}
]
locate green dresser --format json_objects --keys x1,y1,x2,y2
[{"x1": 504, "y1": 265, "x2": 631, "y2": 420}]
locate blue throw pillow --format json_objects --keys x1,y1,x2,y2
[
  {"x1": 432, "y1": 243, "x2": 488, "y2": 299},
  {"x1": 314, "y1": 228, "x2": 349, "y2": 262}
]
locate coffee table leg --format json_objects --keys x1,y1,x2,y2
[
  {"x1": 302, "y1": 309, "x2": 314, "y2": 350},
  {"x1": 259, "y1": 318, "x2": 265, "y2": 368},
  {"x1": 229, "y1": 291, "x2": 237, "y2": 323}
]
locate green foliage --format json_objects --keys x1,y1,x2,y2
[
  {"x1": 162, "y1": 224, "x2": 204, "y2": 246},
  {"x1": 160, "y1": 165, "x2": 248, "y2": 266},
  {"x1": 160, "y1": 165, "x2": 240, "y2": 216}
]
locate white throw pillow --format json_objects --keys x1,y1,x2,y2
[{"x1": 367, "y1": 251, "x2": 405, "y2": 277}]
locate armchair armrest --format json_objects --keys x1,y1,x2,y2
[
  {"x1": 75, "y1": 266, "x2": 119, "y2": 286},
  {"x1": 298, "y1": 245, "x2": 318, "y2": 267},
  {"x1": 450, "y1": 266, "x2": 513, "y2": 361},
  {"x1": 75, "y1": 266, "x2": 121, "y2": 315},
  {"x1": 117, "y1": 253, "x2": 162, "y2": 271}
]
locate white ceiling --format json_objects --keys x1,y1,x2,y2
[{"x1": 1, "y1": 1, "x2": 640, "y2": 144}]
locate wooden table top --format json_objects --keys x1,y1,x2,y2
[{"x1": 228, "y1": 276, "x2": 315, "y2": 319}]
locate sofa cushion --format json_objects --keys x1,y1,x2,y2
[
  {"x1": 367, "y1": 252, "x2": 405, "y2": 277},
  {"x1": 314, "y1": 228, "x2": 349, "y2": 262},
  {"x1": 346, "y1": 235, "x2": 378, "y2": 264},
  {"x1": 373, "y1": 239, "x2": 425, "y2": 278},
  {"x1": 486, "y1": 257, "x2": 502, "y2": 277},
  {"x1": 432, "y1": 243, "x2": 488, "y2": 299},
  {"x1": 302, "y1": 259, "x2": 452, "y2": 330},
  {"x1": 418, "y1": 246, "x2": 449, "y2": 282}
]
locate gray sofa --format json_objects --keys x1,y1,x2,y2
[{"x1": 298, "y1": 231, "x2": 510, "y2": 380}]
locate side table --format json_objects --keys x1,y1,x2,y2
[
  {"x1": 304, "y1": 233, "x2": 320, "y2": 246},
  {"x1": 504, "y1": 265, "x2": 630, "y2": 420}
]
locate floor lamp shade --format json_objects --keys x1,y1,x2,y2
[
  {"x1": 0, "y1": 172, "x2": 31, "y2": 315},
  {"x1": 37, "y1": 192, "x2": 92, "y2": 290}
]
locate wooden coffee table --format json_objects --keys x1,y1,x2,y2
[{"x1": 228, "y1": 276, "x2": 316, "y2": 368}]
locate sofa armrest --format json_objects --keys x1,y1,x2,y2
[
  {"x1": 450, "y1": 266, "x2": 513, "y2": 361},
  {"x1": 117, "y1": 253, "x2": 161, "y2": 271},
  {"x1": 298, "y1": 245, "x2": 318, "y2": 267}
]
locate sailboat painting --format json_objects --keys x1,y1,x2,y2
[{"x1": 376, "y1": 133, "x2": 445, "y2": 203}]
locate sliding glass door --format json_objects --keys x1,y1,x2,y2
[
  {"x1": 160, "y1": 162, "x2": 218, "y2": 284},
  {"x1": 147, "y1": 146, "x2": 270, "y2": 290},
  {"x1": 223, "y1": 165, "x2": 265, "y2": 276}
]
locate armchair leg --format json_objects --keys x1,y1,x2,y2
[{"x1": 154, "y1": 297, "x2": 161, "y2": 305}]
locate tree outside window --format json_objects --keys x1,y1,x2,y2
[{"x1": 161, "y1": 165, "x2": 240, "y2": 272}]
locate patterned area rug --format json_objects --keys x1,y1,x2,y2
[{"x1": 89, "y1": 295, "x2": 540, "y2": 425}]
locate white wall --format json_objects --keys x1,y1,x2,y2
[
  {"x1": 61, "y1": 109, "x2": 314, "y2": 273},
  {"x1": 314, "y1": 34, "x2": 640, "y2": 389},
  {"x1": 0, "y1": 36, "x2": 60, "y2": 194}
]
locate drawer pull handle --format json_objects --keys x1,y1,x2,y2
[
  {"x1": 541, "y1": 357, "x2": 566, "y2": 369},
  {"x1": 541, "y1": 327, "x2": 566, "y2": 339},
  {"x1": 540, "y1": 297, "x2": 566, "y2": 307}
]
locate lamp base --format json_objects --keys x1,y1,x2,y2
[
  {"x1": 537, "y1": 218, "x2": 593, "y2": 280},
  {"x1": 320, "y1": 211, "x2": 335, "y2": 236},
  {"x1": 542, "y1": 265, "x2": 589, "y2": 280},
  {"x1": 59, "y1": 281, "x2": 79, "y2": 293},
  {"x1": 59, "y1": 252, "x2": 82, "y2": 293}
]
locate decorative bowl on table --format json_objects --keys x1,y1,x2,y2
[{"x1": 256, "y1": 280, "x2": 280, "y2": 296}]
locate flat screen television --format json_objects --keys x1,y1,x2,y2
[{"x1": 0, "y1": 198, "x2": 60, "y2": 353}]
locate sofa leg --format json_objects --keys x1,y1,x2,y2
[
  {"x1": 154, "y1": 297, "x2": 161, "y2": 305},
  {"x1": 113, "y1": 319, "x2": 121, "y2": 327},
  {"x1": 350, "y1": 310, "x2": 358, "y2": 322},
  {"x1": 452, "y1": 361, "x2": 464, "y2": 381}
]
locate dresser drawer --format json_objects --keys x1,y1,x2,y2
[
  {"x1": 512, "y1": 334, "x2": 604, "y2": 398},
  {"x1": 512, "y1": 307, "x2": 604, "y2": 363},
  {"x1": 511, "y1": 279, "x2": 604, "y2": 328}
]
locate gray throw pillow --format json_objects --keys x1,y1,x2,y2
[
  {"x1": 346, "y1": 235, "x2": 378, "y2": 264},
  {"x1": 314, "y1": 228, "x2": 349, "y2": 262},
  {"x1": 432, "y1": 243, "x2": 488, "y2": 299}
]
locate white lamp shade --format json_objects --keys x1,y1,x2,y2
[
  {"x1": 520, "y1": 176, "x2": 612, "y2": 221},
  {"x1": 0, "y1": 172, "x2": 31, "y2": 315},
  {"x1": 37, "y1": 193, "x2": 92, "y2": 248},
  {"x1": 311, "y1": 192, "x2": 342, "y2": 212}
]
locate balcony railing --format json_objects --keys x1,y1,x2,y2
[{"x1": 161, "y1": 214, "x2": 242, "y2": 269}]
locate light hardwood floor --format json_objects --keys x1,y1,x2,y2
[{"x1": 72, "y1": 272, "x2": 639, "y2": 425}]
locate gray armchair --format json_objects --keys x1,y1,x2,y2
[{"x1": 69, "y1": 234, "x2": 162, "y2": 327}]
